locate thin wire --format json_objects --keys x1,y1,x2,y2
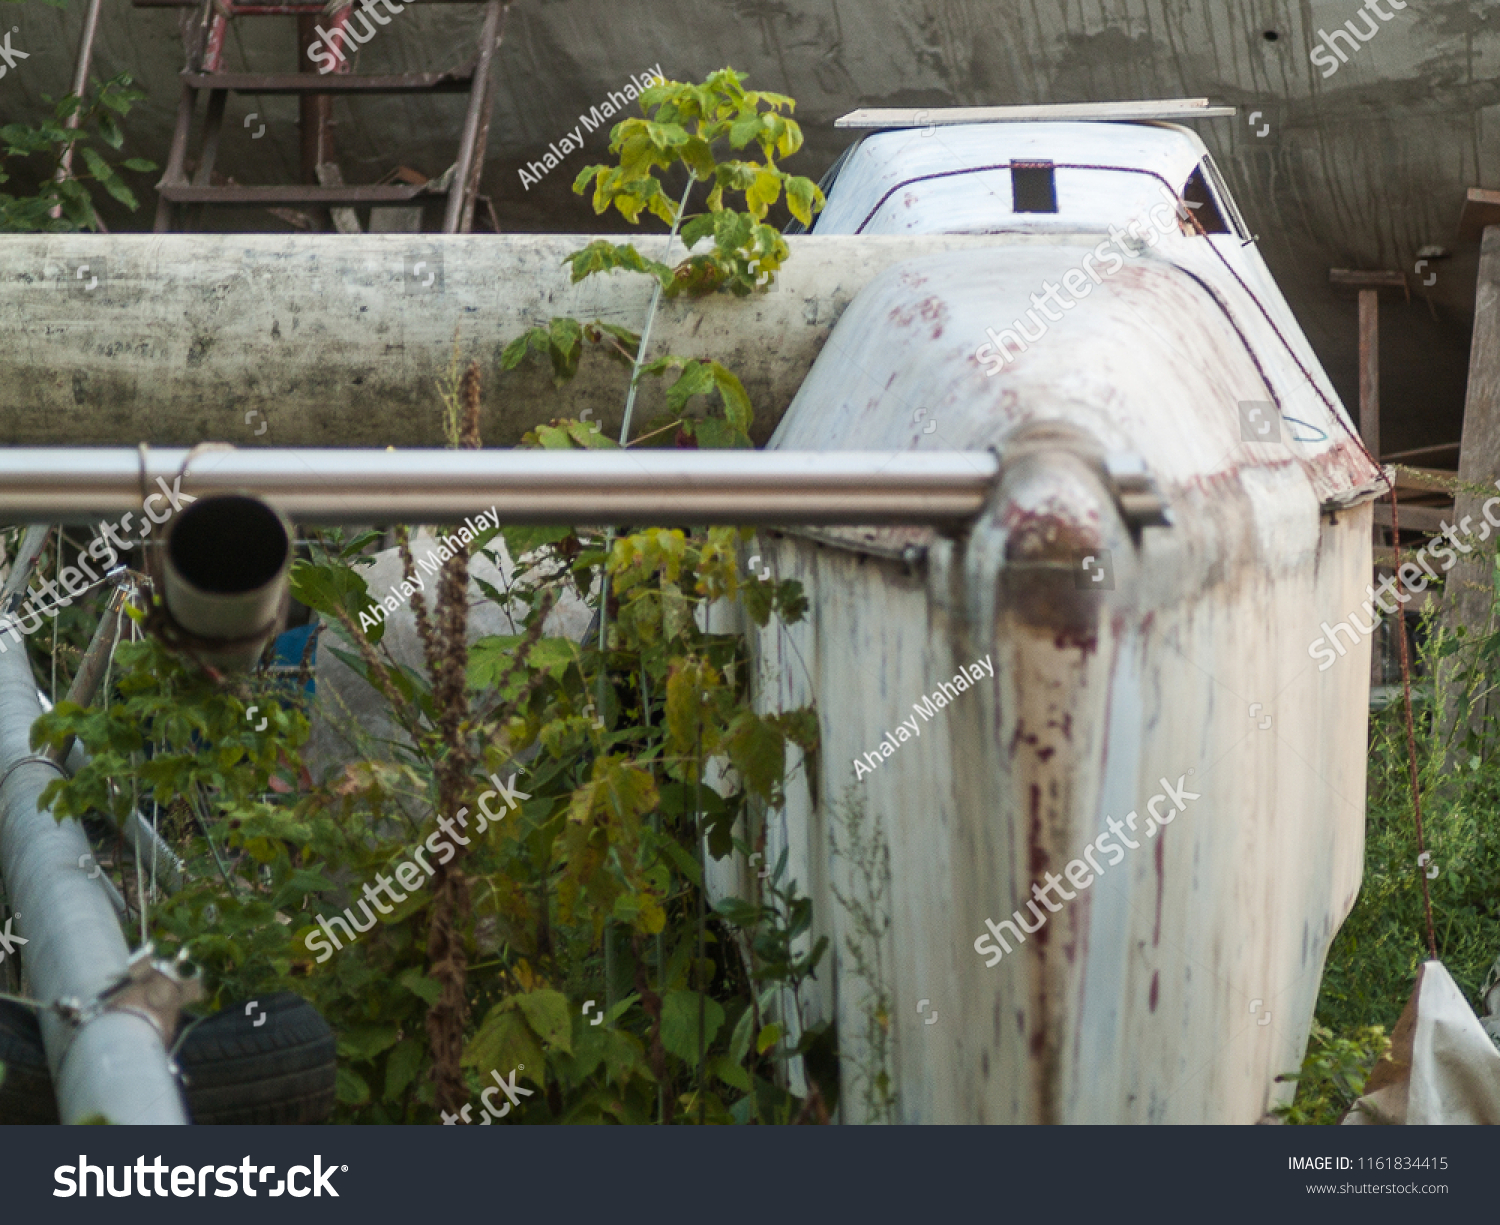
[
  {"x1": 695, "y1": 689, "x2": 705, "y2": 1127},
  {"x1": 120, "y1": 612, "x2": 150, "y2": 945},
  {"x1": 0, "y1": 572, "x2": 122, "y2": 646},
  {"x1": 132, "y1": 766, "x2": 146, "y2": 946},
  {"x1": 1165, "y1": 179, "x2": 1436, "y2": 958},
  {"x1": 1149, "y1": 166, "x2": 1437, "y2": 958},
  {"x1": 193, "y1": 785, "x2": 238, "y2": 896},
  {"x1": 169, "y1": 1011, "x2": 209, "y2": 1058},
  {"x1": 50, "y1": 543, "x2": 59, "y2": 702}
]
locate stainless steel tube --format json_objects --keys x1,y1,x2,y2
[
  {"x1": 162, "y1": 494, "x2": 294, "y2": 671},
  {"x1": 0, "y1": 449, "x2": 998, "y2": 526}
]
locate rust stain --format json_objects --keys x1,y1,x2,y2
[
  {"x1": 1149, "y1": 970, "x2": 1160, "y2": 1013},
  {"x1": 885, "y1": 294, "x2": 950, "y2": 340},
  {"x1": 1027, "y1": 781, "x2": 1049, "y2": 879},
  {"x1": 1153, "y1": 835, "x2": 1164, "y2": 947}
]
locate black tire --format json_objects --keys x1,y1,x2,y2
[
  {"x1": 177, "y1": 992, "x2": 337, "y2": 1125},
  {"x1": 0, "y1": 991, "x2": 336, "y2": 1125},
  {"x1": 0, "y1": 999, "x2": 59, "y2": 1124}
]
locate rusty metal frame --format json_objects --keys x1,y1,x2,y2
[{"x1": 152, "y1": 0, "x2": 508, "y2": 233}]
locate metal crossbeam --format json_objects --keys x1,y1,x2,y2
[{"x1": 0, "y1": 449, "x2": 1000, "y2": 527}]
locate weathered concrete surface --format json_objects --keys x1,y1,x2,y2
[
  {"x1": 4, "y1": 1, "x2": 1492, "y2": 455},
  {"x1": 0, "y1": 233, "x2": 1023, "y2": 445}
]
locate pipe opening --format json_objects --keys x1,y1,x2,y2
[{"x1": 167, "y1": 495, "x2": 289, "y2": 594}]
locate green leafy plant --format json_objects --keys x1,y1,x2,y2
[
  {"x1": 32, "y1": 410, "x2": 828, "y2": 1125},
  {"x1": 829, "y1": 798, "x2": 895, "y2": 1123},
  {"x1": 1273, "y1": 1023, "x2": 1390, "y2": 1125},
  {"x1": 502, "y1": 67, "x2": 825, "y2": 452},
  {"x1": 1286, "y1": 528, "x2": 1500, "y2": 1122},
  {"x1": 1, "y1": 74, "x2": 156, "y2": 232},
  {"x1": 572, "y1": 66, "x2": 824, "y2": 297},
  {"x1": 28, "y1": 67, "x2": 835, "y2": 1126}
]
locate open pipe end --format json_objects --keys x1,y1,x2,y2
[{"x1": 162, "y1": 494, "x2": 292, "y2": 671}]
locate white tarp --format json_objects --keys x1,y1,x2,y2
[{"x1": 1344, "y1": 960, "x2": 1500, "y2": 1125}]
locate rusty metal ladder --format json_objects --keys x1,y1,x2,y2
[{"x1": 143, "y1": 0, "x2": 506, "y2": 233}]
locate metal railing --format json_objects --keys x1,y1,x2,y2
[{"x1": 0, "y1": 449, "x2": 999, "y2": 526}]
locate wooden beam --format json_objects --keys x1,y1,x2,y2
[
  {"x1": 1459, "y1": 188, "x2": 1500, "y2": 242},
  {"x1": 1329, "y1": 269, "x2": 1409, "y2": 293},
  {"x1": 1390, "y1": 466, "x2": 1459, "y2": 495},
  {"x1": 1372, "y1": 504, "x2": 1453, "y2": 532},
  {"x1": 1329, "y1": 270, "x2": 1408, "y2": 461},
  {"x1": 1446, "y1": 223, "x2": 1500, "y2": 654},
  {"x1": 1383, "y1": 441, "x2": 1461, "y2": 463}
]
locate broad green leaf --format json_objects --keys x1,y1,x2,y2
[
  {"x1": 500, "y1": 524, "x2": 572, "y2": 558},
  {"x1": 604, "y1": 1029, "x2": 651, "y2": 1086},
  {"x1": 290, "y1": 558, "x2": 382, "y2": 644},
  {"x1": 515, "y1": 988, "x2": 574, "y2": 1056},
  {"x1": 464, "y1": 1003, "x2": 546, "y2": 1088},
  {"x1": 337, "y1": 1023, "x2": 400, "y2": 1063},
  {"x1": 468, "y1": 634, "x2": 576, "y2": 692},
  {"x1": 724, "y1": 712, "x2": 785, "y2": 802},
  {"x1": 659, "y1": 989, "x2": 725, "y2": 1066},
  {"x1": 785, "y1": 175, "x2": 818, "y2": 226},
  {"x1": 710, "y1": 363, "x2": 753, "y2": 433},
  {"x1": 384, "y1": 1039, "x2": 424, "y2": 1100},
  {"x1": 664, "y1": 361, "x2": 716, "y2": 414},
  {"x1": 335, "y1": 1066, "x2": 370, "y2": 1106},
  {"x1": 709, "y1": 1053, "x2": 751, "y2": 1092},
  {"x1": 397, "y1": 966, "x2": 441, "y2": 1006}
]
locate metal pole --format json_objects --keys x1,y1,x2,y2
[
  {"x1": 0, "y1": 449, "x2": 998, "y2": 526},
  {"x1": 49, "y1": 0, "x2": 106, "y2": 223},
  {"x1": 46, "y1": 585, "x2": 127, "y2": 766},
  {"x1": 442, "y1": 0, "x2": 506, "y2": 233},
  {"x1": 0, "y1": 645, "x2": 188, "y2": 1123}
]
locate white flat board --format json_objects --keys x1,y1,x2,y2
[{"x1": 835, "y1": 99, "x2": 1237, "y2": 128}]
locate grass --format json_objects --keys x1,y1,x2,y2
[{"x1": 1285, "y1": 577, "x2": 1500, "y2": 1123}]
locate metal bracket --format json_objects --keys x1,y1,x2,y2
[
  {"x1": 1099, "y1": 452, "x2": 1174, "y2": 529},
  {"x1": 54, "y1": 945, "x2": 203, "y2": 1042},
  {"x1": 991, "y1": 424, "x2": 1174, "y2": 533}
]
